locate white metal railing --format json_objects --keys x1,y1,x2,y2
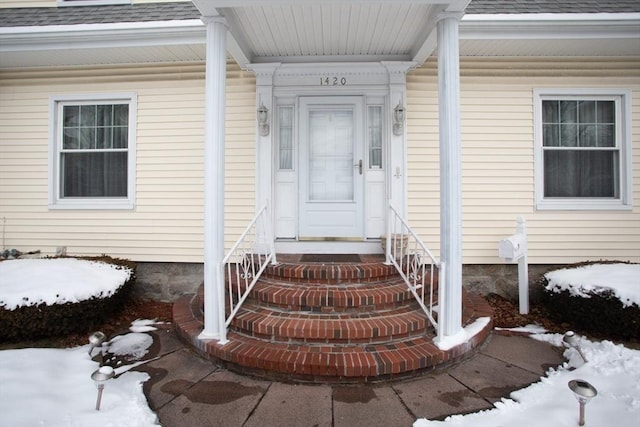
[
  {"x1": 222, "y1": 204, "x2": 277, "y2": 329},
  {"x1": 385, "y1": 202, "x2": 445, "y2": 339}
]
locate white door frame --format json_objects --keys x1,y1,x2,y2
[{"x1": 249, "y1": 62, "x2": 415, "y2": 253}]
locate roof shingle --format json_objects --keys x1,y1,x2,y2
[
  {"x1": 1, "y1": 1, "x2": 638, "y2": 28},
  {"x1": 0, "y1": 1, "x2": 200, "y2": 27},
  {"x1": 466, "y1": 0, "x2": 640, "y2": 14}
]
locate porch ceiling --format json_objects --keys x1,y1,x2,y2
[{"x1": 193, "y1": 0, "x2": 471, "y2": 67}]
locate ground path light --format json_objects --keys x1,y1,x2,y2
[
  {"x1": 88, "y1": 331, "x2": 106, "y2": 356},
  {"x1": 568, "y1": 379, "x2": 598, "y2": 426},
  {"x1": 563, "y1": 331, "x2": 588, "y2": 362},
  {"x1": 91, "y1": 366, "x2": 115, "y2": 411}
]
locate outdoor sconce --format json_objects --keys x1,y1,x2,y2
[
  {"x1": 563, "y1": 331, "x2": 588, "y2": 363},
  {"x1": 393, "y1": 101, "x2": 405, "y2": 136},
  {"x1": 91, "y1": 366, "x2": 115, "y2": 411},
  {"x1": 258, "y1": 102, "x2": 269, "y2": 137},
  {"x1": 568, "y1": 379, "x2": 598, "y2": 426},
  {"x1": 88, "y1": 331, "x2": 106, "y2": 356}
]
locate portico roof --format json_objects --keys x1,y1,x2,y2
[{"x1": 0, "y1": 0, "x2": 638, "y2": 70}]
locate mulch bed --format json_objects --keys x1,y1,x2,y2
[{"x1": 0, "y1": 298, "x2": 173, "y2": 350}]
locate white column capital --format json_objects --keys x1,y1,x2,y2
[
  {"x1": 437, "y1": 11, "x2": 464, "y2": 23},
  {"x1": 201, "y1": 15, "x2": 227, "y2": 27}
]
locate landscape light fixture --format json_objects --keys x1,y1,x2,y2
[
  {"x1": 257, "y1": 102, "x2": 269, "y2": 136},
  {"x1": 568, "y1": 379, "x2": 598, "y2": 426},
  {"x1": 91, "y1": 366, "x2": 115, "y2": 411},
  {"x1": 88, "y1": 331, "x2": 106, "y2": 356},
  {"x1": 393, "y1": 101, "x2": 405, "y2": 136},
  {"x1": 563, "y1": 331, "x2": 588, "y2": 363}
]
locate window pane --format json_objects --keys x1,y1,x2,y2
[
  {"x1": 597, "y1": 124, "x2": 615, "y2": 147},
  {"x1": 560, "y1": 123, "x2": 577, "y2": 147},
  {"x1": 560, "y1": 101, "x2": 577, "y2": 124},
  {"x1": 96, "y1": 127, "x2": 113, "y2": 149},
  {"x1": 64, "y1": 106, "x2": 79, "y2": 127},
  {"x1": 597, "y1": 101, "x2": 615, "y2": 123},
  {"x1": 542, "y1": 100, "x2": 558, "y2": 123},
  {"x1": 578, "y1": 101, "x2": 596, "y2": 123},
  {"x1": 97, "y1": 105, "x2": 113, "y2": 127},
  {"x1": 61, "y1": 152, "x2": 127, "y2": 197},
  {"x1": 114, "y1": 105, "x2": 129, "y2": 126},
  {"x1": 63, "y1": 128, "x2": 80, "y2": 149},
  {"x1": 80, "y1": 105, "x2": 96, "y2": 126},
  {"x1": 79, "y1": 127, "x2": 95, "y2": 149},
  {"x1": 544, "y1": 150, "x2": 618, "y2": 198},
  {"x1": 278, "y1": 106, "x2": 293, "y2": 170},
  {"x1": 368, "y1": 106, "x2": 383, "y2": 168},
  {"x1": 113, "y1": 127, "x2": 128, "y2": 148},
  {"x1": 579, "y1": 124, "x2": 596, "y2": 147},
  {"x1": 543, "y1": 124, "x2": 559, "y2": 147}
]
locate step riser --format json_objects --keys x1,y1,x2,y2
[
  {"x1": 236, "y1": 275, "x2": 432, "y2": 311},
  {"x1": 230, "y1": 308, "x2": 431, "y2": 344}
]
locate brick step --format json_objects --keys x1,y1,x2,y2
[
  {"x1": 246, "y1": 277, "x2": 416, "y2": 312},
  {"x1": 263, "y1": 259, "x2": 398, "y2": 284},
  {"x1": 230, "y1": 303, "x2": 432, "y2": 344},
  {"x1": 200, "y1": 330, "x2": 466, "y2": 383}
]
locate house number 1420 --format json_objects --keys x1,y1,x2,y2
[{"x1": 320, "y1": 76, "x2": 347, "y2": 86}]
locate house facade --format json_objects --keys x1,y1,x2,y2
[{"x1": 1, "y1": 1, "x2": 639, "y2": 340}]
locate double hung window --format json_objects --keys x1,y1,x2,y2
[
  {"x1": 49, "y1": 94, "x2": 136, "y2": 209},
  {"x1": 535, "y1": 89, "x2": 632, "y2": 210}
]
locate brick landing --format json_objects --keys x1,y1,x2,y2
[{"x1": 174, "y1": 256, "x2": 493, "y2": 383}]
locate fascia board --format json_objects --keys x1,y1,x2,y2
[
  {"x1": 461, "y1": 13, "x2": 640, "y2": 40},
  {"x1": 0, "y1": 20, "x2": 206, "y2": 52}
]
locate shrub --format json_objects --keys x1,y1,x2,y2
[
  {"x1": 540, "y1": 262, "x2": 640, "y2": 340},
  {"x1": 0, "y1": 256, "x2": 135, "y2": 342}
]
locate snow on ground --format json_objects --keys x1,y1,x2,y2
[
  {"x1": 545, "y1": 263, "x2": 640, "y2": 307},
  {"x1": 0, "y1": 258, "x2": 131, "y2": 310},
  {"x1": 1, "y1": 259, "x2": 638, "y2": 426},
  {"x1": 0, "y1": 331, "x2": 160, "y2": 427},
  {"x1": 415, "y1": 333, "x2": 640, "y2": 427}
]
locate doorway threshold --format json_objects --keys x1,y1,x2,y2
[{"x1": 275, "y1": 240, "x2": 382, "y2": 254}]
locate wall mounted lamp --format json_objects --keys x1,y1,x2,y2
[
  {"x1": 258, "y1": 102, "x2": 270, "y2": 137},
  {"x1": 568, "y1": 379, "x2": 597, "y2": 426},
  {"x1": 393, "y1": 101, "x2": 406, "y2": 136}
]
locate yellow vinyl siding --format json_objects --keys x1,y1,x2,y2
[
  {"x1": 0, "y1": 61, "x2": 255, "y2": 262},
  {"x1": 407, "y1": 57, "x2": 640, "y2": 264}
]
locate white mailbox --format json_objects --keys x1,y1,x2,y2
[
  {"x1": 498, "y1": 234, "x2": 526, "y2": 261},
  {"x1": 498, "y1": 216, "x2": 529, "y2": 315}
]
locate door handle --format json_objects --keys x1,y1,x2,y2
[{"x1": 355, "y1": 159, "x2": 363, "y2": 175}]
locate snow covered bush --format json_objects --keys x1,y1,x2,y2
[
  {"x1": 0, "y1": 256, "x2": 135, "y2": 341},
  {"x1": 541, "y1": 262, "x2": 639, "y2": 340}
]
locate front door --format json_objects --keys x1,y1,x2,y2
[{"x1": 298, "y1": 97, "x2": 364, "y2": 239}]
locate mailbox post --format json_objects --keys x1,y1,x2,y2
[{"x1": 498, "y1": 216, "x2": 529, "y2": 314}]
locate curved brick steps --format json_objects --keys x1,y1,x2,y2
[
  {"x1": 246, "y1": 277, "x2": 414, "y2": 312},
  {"x1": 174, "y1": 256, "x2": 493, "y2": 383},
  {"x1": 230, "y1": 304, "x2": 430, "y2": 344}
]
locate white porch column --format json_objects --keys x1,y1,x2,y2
[
  {"x1": 437, "y1": 13, "x2": 463, "y2": 337},
  {"x1": 199, "y1": 16, "x2": 228, "y2": 343}
]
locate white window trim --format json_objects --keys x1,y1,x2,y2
[
  {"x1": 57, "y1": 0, "x2": 132, "y2": 6},
  {"x1": 533, "y1": 88, "x2": 633, "y2": 211},
  {"x1": 48, "y1": 93, "x2": 137, "y2": 210}
]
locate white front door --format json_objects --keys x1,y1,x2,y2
[{"x1": 299, "y1": 97, "x2": 364, "y2": 239}]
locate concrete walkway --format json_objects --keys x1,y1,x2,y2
[{"x1": 135, "y1": 327, "x2": 565, "y2": 427}]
